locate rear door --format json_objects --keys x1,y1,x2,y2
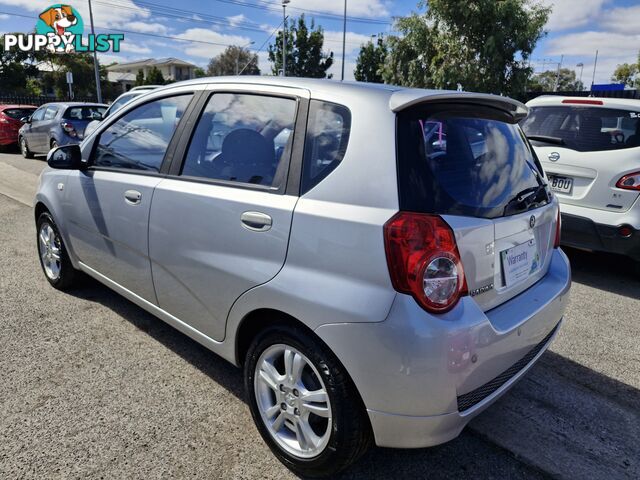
[
  {"x1": 24, "y1": 105, "x2": 46, "y2": 152},
  {"x1": 148, "y1": 86, "x2": 307, "y2": 341},
  {"x1": 396, "y1": 101, "x2": 557, "y2": 312},
  {"x1": 522, "y1": 103, "x2": 640, "y2": 212},
  {"x1": 65, "y1": 93, "x2": 195, "y2": 303}
]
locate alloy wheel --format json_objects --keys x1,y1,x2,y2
[
  {"x1": 254, "y1": 343, "x2": 332, "y2": 459},
  {"x1": 38, "y1": 222, "x2": 62, "y2": 281}
]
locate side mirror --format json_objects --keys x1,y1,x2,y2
[
  {"x1": 21, "y1": 116, "x2": 31, "y2": 124},
  {"x1": 91, "y1": 111, "x2": 103, "y2": 121},
  {"x1": 47, "y1": 144, "x2": 85, "y2": 170}
]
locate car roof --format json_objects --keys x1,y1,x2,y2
[
  {"x1": 526, "y1": 95, "x2": 640, "y2": 110},
  {"x1": 154, "y1": 76, "x2": 527, "y2": 119},
  {"x1": 0, "y1": 104, "x2": 37, "y2": 109},
  {"x1": 39, "y1": 102, "x2": 108, "y2": 108}
]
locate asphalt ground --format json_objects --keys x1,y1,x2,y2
[{"x1": 0, "y1": 151, "x2": 638, "y2": 479}]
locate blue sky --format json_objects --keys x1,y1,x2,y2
[{"x1": 0, "y1": 0, "x2": 638, "y2": 85}]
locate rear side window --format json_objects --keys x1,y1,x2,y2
[
  {"x1": 93, "y1": 94, "x2": 192, "y2": 172},
  {"x1": 43, "y1": 106, "x2": 58, "y2": 120},
  {"x1": 301, "y1": 101, "x2": 351, "y2": 194},
  {"x1": 181, "y1": 93, "x2": 297, "y2": 188},
  {"x1": 64, "y1": 106, "x2": 106, "y2": 120},
  {"x1": 521, "y1": 106, "x2": 640, "y2": 151},
  {"x1": 397, "y1": 106, "x2": 546, "y2": 219},
  {"x1": 4, "y1": 108, "x2": 36, "y2": 120}
]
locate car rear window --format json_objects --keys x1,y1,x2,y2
[
  {"x1": 521, "y1": 106, "x2": 640, "y2": 152},
  {"x1": 397, "y1": 105, "x2": 547, "y2": 219},
  {"x1": 63, "y1": 106, "x2": 106, "y2": 120},
  {"x1": 3, "y1": 108, "x2": 36, "y2": 120}
]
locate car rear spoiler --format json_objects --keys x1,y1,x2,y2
[{"x1": 389, "y1": 89, "x2": 529, "y2": 123}]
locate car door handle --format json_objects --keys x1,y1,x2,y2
[
  {"x1": 124, "y1": 190, "x2": 142, "y2": 205},
  {"x1": 241, "y1": 211, "x2": 272, "y2": 232}
]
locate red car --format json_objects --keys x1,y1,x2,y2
[{"x1": 0, "y1": 104, "x2": 37, "y2": 148}]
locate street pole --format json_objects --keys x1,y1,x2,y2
[
  {"x1": 282, "y1": 0, "x2": 290, "y2": 77},
  {"x1": 553, "y1": 54, "x2": 563, "y2": 92},
  {"x1": 341, "y1": 0, "x2": 347, "y2": 81},
  {"x1": 577, "y1": 63, "x2": 584, "y2": 90},
  {"x1": 87, "y1": 0, "x2": 102, "y2": 103},
  {"x1": 591, "y1": 49, "x2": 598, "y2": 90}
]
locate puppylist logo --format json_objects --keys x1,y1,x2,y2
[{"x1": 3, "y1": 4, "x2": 123, "y2": 54}]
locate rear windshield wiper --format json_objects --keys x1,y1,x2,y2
[
  {"x1": 504, "y1": 185, "x2": 549, "y2": 216},
  {"x1": 526, "y1": 135, "x2": 565, "y2": 146}
]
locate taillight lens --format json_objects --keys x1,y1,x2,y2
[
  {"x1": 61, "y1": 122, "x2": 76, "y2": 136},
  {"x1": 384, "y1": 212, "x2": 467, "y2": 313},
  {"x1": 0, "y1": 113, "x2": 9, "y2": 124},
  {"x1": 616, "y1": 171, "x2": 640, "y2": 191},
  {"x1": 554, "y1": 208, "x2": 561, "y2": 248}
]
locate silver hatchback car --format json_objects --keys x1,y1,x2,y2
[{"x1": 35, "y1": 77, "x2": 571, "y2": 477}]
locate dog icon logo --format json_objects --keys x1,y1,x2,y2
[{"x1": 36, "y1": 4, "x2": 84, "y2": 53}]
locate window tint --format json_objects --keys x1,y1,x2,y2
[
  {"x1": 43, "y1": 106, "x2": 58, "y2": 120},
  {"x1": 64, "y1": 105, "x2": 107, "y2": 120},
  {"x1": 31, "y1": 107, "x2": 46, "y2": 121},
  {"x1": 108, "y1": 94, "x2": 140, "y2": 116},
  {"x1": 301, "y1": 101, "x2": 351, "y2": 193},
  {"x1": 4, "y1": 108, "x2": 36, "y2": 120},
  {"x1": 521, "y1": 106, "x2": 640, "y2": 151},
  {"x1": 397, "y1": 108, "x2": 547, "y2": 219},
  {"x1": 181, "y1": 93, "x2": 297, "y2": 187},
  {"x1": 93, "y1": 94, "x2": 192, "y2": 172}
]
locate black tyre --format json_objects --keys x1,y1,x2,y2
[
  {"x1": 245, "y1": 325, "x2": 371, "y2": 478},
  {"x1": 20, "y1": 136, "x2": 33, "y2": 159},
  {"x1": 50, "y1": 139, "x2": 58, "y2": 149},
  {"x1": 36, "y1": 212, "x2": 78, "y2": 290}
]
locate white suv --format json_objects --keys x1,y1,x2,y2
[{"x1": 522, "y1": 96, "x2": 640, "y2": 272}]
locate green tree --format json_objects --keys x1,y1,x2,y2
[
  {"x1": 268, "y1": 15, "x2": 333, "y2": 78},
  {"x1": 528, "y1": 68, "x2": 584, "y2": 92},
  {"x1": 145, "y1": 66, "x2": 165, "y2": 85},
  {"x1": 354, "y1": 36, "x2": 387, "y2": 83},
  {"x1": 383, "y1": 0, "x2": 550, "y2": 97},
  {"x1": 0, "y1": 34, "x2": 41, "y2": 95},
  {"x1": 207, "y1": 46, "x2": 260, "y2": 76},
  {"x1": 611, "y1": 53, "x2": 639, "y2": 88},
  {"x1": 135, "y1": 69, "x2": 145, "y2": 86},
  {"x1": 38, "y1": 53, "x2": 117, "y2": 100},
  {"x1": 193, "y1": 67, "x2": 206, "y2": 78}
]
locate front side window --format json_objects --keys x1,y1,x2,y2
[
  {"x1": 93, "y1": 94, "x2": 192, "y2": 172},
  {"x1": 31, "y1": 107, "x2": 46, "y2": 122},
  {"x1": 521, "y1": 106, "x2": 640, "y2": 151},
  {"x1": 181, "y1": 93, "x2": 297, "y2": 188},
  {"x1": 301, "y1": 100, "x2": 351, "y2": 194}
]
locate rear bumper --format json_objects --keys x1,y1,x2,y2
[
  {"x1": 314, "y1": 249, "x2": 571, "y2": 448},
  {"x1": 561, "y1": 212, "x2": 640, "y2": 262}
]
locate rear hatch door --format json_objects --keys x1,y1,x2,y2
[{"x1": 394, "y1": 92, "x2": 558, "y2": 312}]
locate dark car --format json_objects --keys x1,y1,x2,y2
[
  {"x1": 0, "y1": 104, "x2": 37, "y2": 149},
  {"x1": 19, "y1": 102, "x2": 107, "y2": 158}
]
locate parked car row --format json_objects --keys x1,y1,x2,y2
[{"x1": 8, "y1": 86, "x2": 161, "y2": 158}]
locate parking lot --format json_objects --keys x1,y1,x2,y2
[{"x1": 0, "y1": 150, "x2": 638, "y2": 479}]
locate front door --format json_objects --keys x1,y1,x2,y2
[
  {"x1": 65, "y1": 93, "x2": 195, "y2": 303},
  {"x1": 149, "y1": 89, "x2": 305, "y2": 341}
]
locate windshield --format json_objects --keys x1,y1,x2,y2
[
  {"x1": 108, "y1": 94, "x2": 140, "y2": 116},
  {"x1": 397, "y1": 108, "x2": 547, "y2": 219},
  {"x1": 521, "y1": 106, "x2": 640, "y2": 152}
]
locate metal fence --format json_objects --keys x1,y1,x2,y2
[{"x1": 0, "y1": 95, "x2": 102, "y2": 106}]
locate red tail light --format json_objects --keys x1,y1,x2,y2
[
  {"x1": 561, "y1": 99, "x2": 603, "y2": 105},
  {"x1": 384, "y1": 212, "x2": 467, "y2": 313},
  {"x1": 554, "y1": 208, "x2": 561, "y2": 248},
  {"x1": 616, "y1": 171, "x2": 640, "y2": 191},
  {"x1": 61, "y1": 122, "x2": 77, "y2": 136},
  {"x1": 0, "y1": 113, "x2": 9, "y2": 124}
]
